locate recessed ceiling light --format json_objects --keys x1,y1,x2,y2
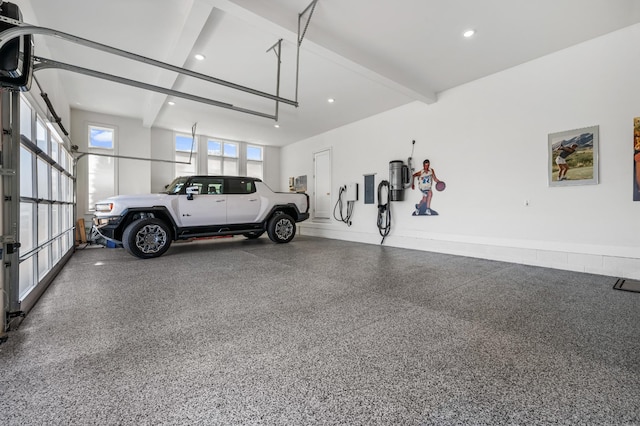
[
  {"x1": 194, "y1": 54, "x2": 205, "y2": 60},
  {"x1": 274, "y1": 124, "x2": 280, "y2": 128},
  {"x1": 327, "y1": 98, "x2": 335, "y2": 103},
  {"x1": 463, "y1": 29, "x2": 475, "y2": 38},
  {"x1": 167, "y1": 101, "x2": 175, "y2": 106}
]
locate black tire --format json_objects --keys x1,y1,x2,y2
[
  {"x1": 243, "y1": 231, "x2": 264, "y2": 239},
  {"x1": 267, "y1": 213, "x2": 296, "y2": 243},
  {"x1": 122, "y1": 218, "x2": 172, "y2": 259}
]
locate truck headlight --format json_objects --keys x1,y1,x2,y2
[{"x1": 95, "y1": 203, "x2": 114, "y2": 212}]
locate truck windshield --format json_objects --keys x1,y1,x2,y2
[{"x1": 164, "y1": 177, "x2": 189, "y2": 194}]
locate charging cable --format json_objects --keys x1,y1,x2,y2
[
  {"x1": 333, "y1": 186, "x2": 354, "y2": 226},
  {"x1": 377, "y1": 180, "x2": 391, "y2": 244}
]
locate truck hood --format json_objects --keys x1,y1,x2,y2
[
  {"x1": 98, "y1": 193, "x2": 173, "y2": 203},
  {"x1": 94, "y1": 193, "x2": 175, "y2": 216}
]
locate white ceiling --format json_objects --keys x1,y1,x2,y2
[{"x1": 17, "y1": 0, "x2": 640, "y2": 147}]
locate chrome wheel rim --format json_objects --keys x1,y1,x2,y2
[
  {"x1": 275, "y1": 218, "x2": 293, "y2": 240},
  {"x1": 135, "y1": 224, "x2": 167, "y2": 254}
]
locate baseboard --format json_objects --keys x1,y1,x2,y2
[{"x1": 299, "y1": 224, "x2": 640, "y2": 280}]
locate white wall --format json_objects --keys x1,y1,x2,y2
[
  {"x1": 150, "y1": 127, "x2": 175, "y2": 193},
  {"x1": 281, "y1": 24, "x2": 640, "y2": 280},
  {"x1": 263, "y1": 145, "x2": 281, "y2": 191}
]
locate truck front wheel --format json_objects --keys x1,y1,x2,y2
[
  {"x1": 267, "y1": 213, "x2": 296, "y2": 243},
  {"x1": 122, "y1": 218, "x2": 172, "y2": 258}
]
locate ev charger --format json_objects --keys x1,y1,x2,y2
[
  {"x1": 334, "y1": 183, "x2": 358, "y2": 226},
  {"x1": 346, "y1": 183, "x2": 358, "y2": 201}
]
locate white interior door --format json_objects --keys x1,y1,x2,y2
[{"x1": 314, "y1": 149, "x2": 331, "y2": 219}]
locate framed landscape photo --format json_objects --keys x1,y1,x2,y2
[
  {"x1": 548, "y1": 125, "x2": 599, "y2": 187},
  {"x1": 634, "y1": 117, "x2": 640, "y2": 201}
]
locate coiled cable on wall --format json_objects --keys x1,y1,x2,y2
[
  {"x1": 333, "y1": 186, "x2": 354, "y2": 226},
  {"x1": 377, "y1": 180, "x2": 391, "y2": 244}
]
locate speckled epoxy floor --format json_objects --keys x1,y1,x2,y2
[{"x1": 1, "y1": 235, "x2": 639, "y2": 425}]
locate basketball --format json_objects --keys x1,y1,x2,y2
[{"x1": 435, "y1": 181, "x2": 446, "y2": 191}]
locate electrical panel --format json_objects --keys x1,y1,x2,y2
[
  {"x1": 364, "y1": 175, "x2": 375, "y2": 204},
  {"x1": 346, "y1": 183, "x2": 358, "y2": 201}
]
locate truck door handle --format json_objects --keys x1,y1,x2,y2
[{"x1": 216, "y1": 199, "x2": 225, "y2": 203}]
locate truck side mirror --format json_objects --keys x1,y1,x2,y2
[{"x1": 186, "y1": 186, "x2": 199, "y2": 200}]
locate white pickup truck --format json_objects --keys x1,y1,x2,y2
[{"x1": 92, "y1": 176, "x2": 310, "y2": 258}]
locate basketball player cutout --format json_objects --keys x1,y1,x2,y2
[{"x1": 411, "y1": 159, "x2": 445, "y2": 216}]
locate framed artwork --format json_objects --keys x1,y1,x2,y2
[
  {"x1": 548, "y1": 125, "x2": 599, "y2": 187},
  {"x1": 634, "y1": 117, "x2": 640, "y2": 201}
]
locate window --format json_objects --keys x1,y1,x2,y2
[
  {"x1": 19, "y1": 258, "x2": 34, "y2": 300},
  {"x1": 207, "y1": 140, "x2": 222, "y2": 174},
  {"x1": 37, "y1": 204, "x2": 51, "y2": 279},
  {"x1": 175, "y1": 134, "x2": 197, "y2": 176},
  {"x1": 226, "y1": 178, "x2": 255, "y2": 194},
  {"x1": 19, "y1": 97, "x2": 32, "y2": 140},
  {"x1": 37, "y1": 158, "x2": 50, "y2": 200},
  {"x1": 207, "y1": 139, "x2": 238, "y2": 176},
  {"x1": 89, "y1": 126, "x2": 115, "y2": 149},
  {"x1": 88, "y1": 125, "x2": 116, "y2": 210},
  {"x1": 50, "y1": 125, "x2": 61, "y2": 163},
  {"x1": 51, "y1": 168, "x2": 59, "y2": 202},
  {"x1": 51, "y1": 204, "x2": 60, "y2": 262},
  {"x1": 60, "y1": 147, "x2": 69, "y2": 173},
  {"x1": 17, "y1": 94, "x2": 75, "y2": 302},
  {"x1": 61, "y1": 174, "x2": 70, "y2": 203},
  {"x1": 188, "y1": 177, "x2": 224, "y2": 195},
  {"x1": 223, "y1": 142, "x2": 238, "y2": 175},
  {"x1": 36, "y1": 118, "x2": 48, "y2": 153},
  {"x1": 19, "y1": 203, "x2": 34, "y2": 254},
  {"x1": 20, "y1": 146, "x2": 33, "y2": 197},
  {"x1": 247, "y1": 145, "x2": 263, "y2": 180}
]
